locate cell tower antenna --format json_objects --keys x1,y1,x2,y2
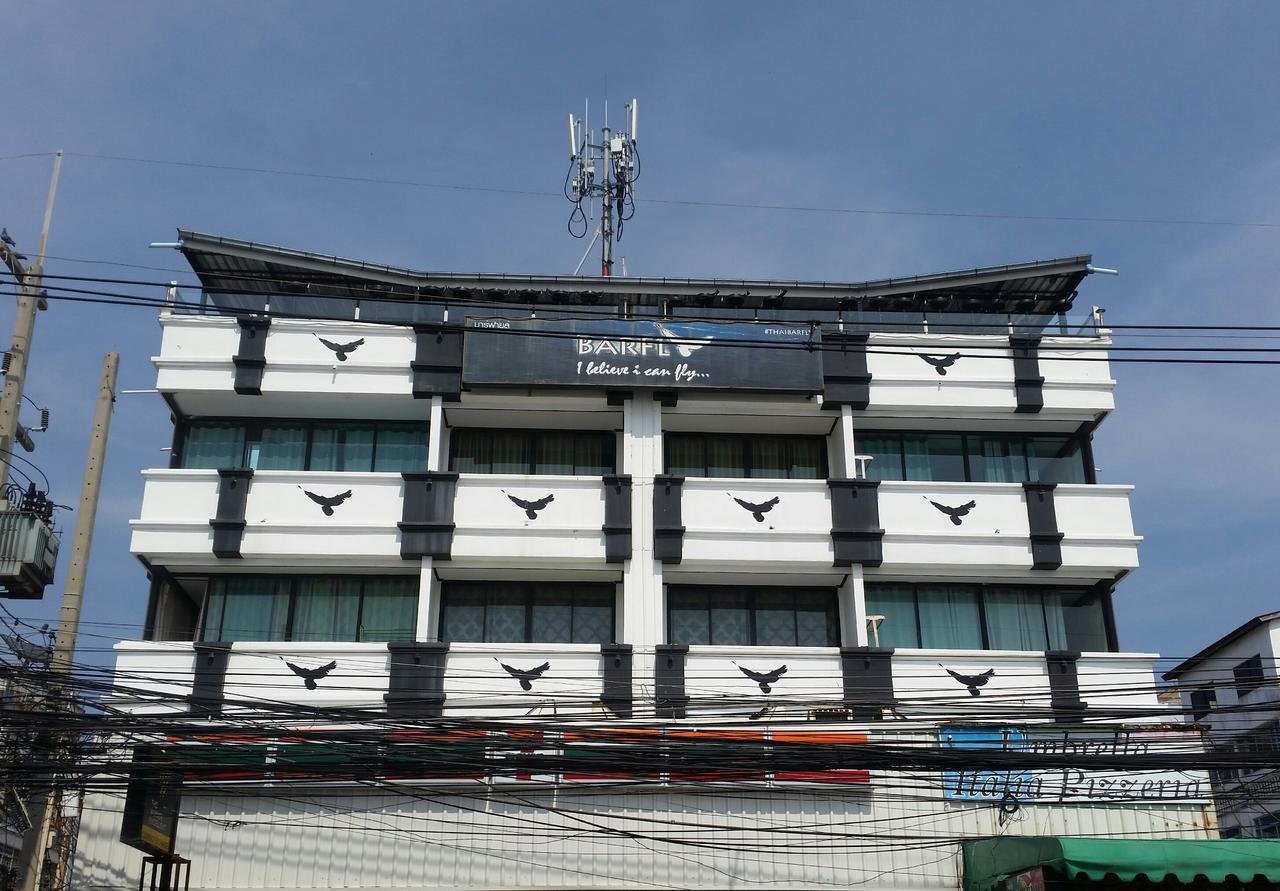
[{"x1": 564, "y1": 97, "x2": 639, "y2": 277}]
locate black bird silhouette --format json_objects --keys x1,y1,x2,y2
[
  {"x1": 502, "y1": 490, "x2": 555, "y2": 520},
  {"x1": 499, "y1": 660, "x2": 551, "y2": 691},
  {"x1": 920, "y1": 353, "x2": 961, "y2": 375},
  {"x1": 299, "y1": 486, "x2": 353, "y2": 516},
  {"x1": 0, "y1": 228, "x2": 13, "y2": 246},
  {"x1": 729, "y1": 494, "x2": 780, "y2": 522},
  {"x1": 928, "y1": 498, "x2": 977, "y2": 526},
  {"x1": 286, "y1": 660, "x2": 338, "y2": 690},
  {"x1": 316, "y1": 336, "x2": 365, "y2": 361},
  {"x1": 737, "y1": 663, "x2": 788, "y2": 693},
  {"x1": 943, "y1": 666, "x2": 995, "y2": 697}
]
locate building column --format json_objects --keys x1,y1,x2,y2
[
  {"x1": 426, "y1": 395, "x2": 446, "y2": 471},
  {"x1": 415, "y1": 557, "x2": 439, "y2": 642},
  {"x1": 621, "y1": 396, "x2": 664, "y2": 648},
  {"x1": 837, "y1": 404, "x2": 858, "y2": 479},
  {"x1": 839, "y1": 565, "x2": 868, "y2": 646}
]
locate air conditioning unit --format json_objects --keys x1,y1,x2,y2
[{"x1": 0, "y1": 508, "x2": 59, "y2": 599}]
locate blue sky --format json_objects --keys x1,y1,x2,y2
[{"x1": 1, "y1": 1, "x2": 1277, "y2": 668}]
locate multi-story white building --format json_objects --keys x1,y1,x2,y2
[
  {"x1": 1165, "y1": 612, "x2": 1280, "y2": 840},
  {"x1": 69, "y1": 232, "x2": 1244, "y2": 890}
]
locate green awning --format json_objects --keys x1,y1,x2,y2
[{"x1": 963, "y1": 837, "x2": 1280, "y2": 889}]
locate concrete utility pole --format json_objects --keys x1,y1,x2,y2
[
  {"x1": 0, "y1": 149, "x2": 62, "y2": 491},
  {"x1": 16, "y1": 352, "x2": 119, "y2": 891}
]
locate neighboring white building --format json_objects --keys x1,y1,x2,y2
[
  {"x1": 70, "y1": 232, "x2": 1224, "y2": 890},
  {"x1": 1165, "y1": 611, "x2": 1280, "y2": 839}
]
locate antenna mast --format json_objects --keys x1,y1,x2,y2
[{"x1": 565, "y1": 98, "x2": 638, "y2": 277}]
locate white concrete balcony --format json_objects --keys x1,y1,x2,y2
[
  {"x1": 877, "y1": 481, "x2": 1139, "y2": 578},
  {"x1": 678, "y1": 478, "x2": 835, "y2": 569},
  {"x1": 153, "y1": 314, "x2": 420, "y2": 417},
  {"x1": 864, "y1": 333, "x2": 1115, "y2": 419},
  {"x1": 130, "y1": 469, "x2": 611, "y2": 570}
]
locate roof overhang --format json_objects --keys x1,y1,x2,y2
[
  {"x1": 171, "y1": 229, "x2": 1093, "y2": 318},
  {"x1": 1163, "y1": 610, "x2": 1280, "y2": 680},
  {"x1": 963, "y1": 836, "x2": 1280, "y2": 890}
]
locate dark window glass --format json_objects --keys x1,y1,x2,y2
[
  {"x1": 903, "y1": 433, "x2": 965, "y2": 482},
  {"x1": 864, "y1": 583, "x2": 1116, "y2": 653},
  {"x1": 666, "y1": 587, "x2": 839, "y2": 647},
  {"x1": 663, "y1": 434, "x2": 828, "y2": 479},
  {"x1": 449, "y1": 429, "x2": 616, "y2": 475},
  {"x1": 200, "y1": 576, "x2": 416, "y2": 642},
  {"x1": 439, "y1": 582, "x2": 616, "y2": 644},
  {"x1": 1234, "y1": 654, "x2": 1265, "y2": 696},
  {"x1": 180, "y1": 420, "x2": 425, "y2": 472},
  {"x1": 1190, "y1": 688, "x2": 1217, "y2": 723},
  {"x1": 855, "y1": 431, "x2": 1088, "y2": 483}
]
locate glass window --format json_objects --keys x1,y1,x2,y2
[
  {"x1": 903, "y1": 433, "x2": 965, "y2": 482},
  {"x1": 984, "y1": 588, "x2": 1048, "y2": 651},
  {"x1": 1235, "y1": 655, "x2": 1265, "y2": 696},
  {"x1": 249, "y1": 425, "x2": 308, "y2": 470},
  {"x1": 1028, "y1": 435, "x2": 1087, "y2": 484},
  {"x1": 864, "y1": 583, "x2": 918, "y2": 648},
  {"x1": 1048, "y1": 588, "x2": 1110, "y2": 651},
  {"x1": 200, "y1": 576, "x2": 416, "y2": 642},
  {"x1": 374, "y1": 423, "x2": 427, "y2": 473},
  {"x1": 667, "y1": 587, "x2": 839, "y2": 647},
  {"x1": 310, "y1": 424, "x2": 376, "y2": 472},
  {"x1": 858, "y1": 435, "x2": 905, "y2": 482},
  {"x1": 439, "y1": 582, "x2": 615, "y2": 644},
  {"x1": 918, "y1": 585, "x2": 984, "y2": 649},
  {"x1": 182, "y1": 423, "x2": 246, "y2": 469},
  {"x1": 449, "y1": 430, "x2": 616, "y2": 475},
  {"x1": 1190, "y1": 688, "x2": 1217, "y2": 723},
  {"x1": 966, "y1": 435, "x2": 1028, "y2": 483},
  {"x1": 663, "y1": 434, "x2": 828, "y2": 479}
]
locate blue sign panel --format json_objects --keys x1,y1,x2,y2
[
  {"x1": 941, "y1": 726, "x2": 1031, "y2": 801},
  {"x1": 462, "y1": 318, "x2": 822, "y2": 392}
]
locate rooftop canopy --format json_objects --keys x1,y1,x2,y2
[
  {"x1": 170, "y1": 229, "x2": 1095, "y2": 321},
  {"x1": 963, "y1": 836, "x2": 1280, "y2": 890}
]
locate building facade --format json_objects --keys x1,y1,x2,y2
[
  {"x1": 1166, "y1": 612, "x2": 1280, "y2": 840},
  {"x1": 71, "y1": 233, "x2": 1218, "y2": 890}
]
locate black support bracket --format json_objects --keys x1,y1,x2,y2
[
  {"x1": 399, "y1": 471, "x2": 458, "y2": 560},
  {"x1": 188, "y1": 642, "x2": 233, "y2": 716},
  {"x1": 602, "y1": 474, "x2": 633, "y2": 564},
  {"x1": 412, "y1": 323, "x2": 463, "y2": 400},
  {"x1": 600, "y1": 643, "x2": 634, "y2": 719},
  {"x1": 1024, "y1": 481, "x2": 1064, "y2": 570},
  {"x1": 385, "y1": 642, "x2": 449, "y2": 717},
  {"x1": 821, "y1": 332, "x2": 872, "y2": 411},
  {"x1": 828, "y1": 479, "x2": 884, "y2": 567},
  {"x1": 653, "y1": 475, "x2": 685, "y2": 565},
  {"x1": 1046, "y1": 650, "x2": 1086, "y2": 723},
  {"x1": 209, "y1": 469, "x2": 253, "y2": 559},
  {"x1": 840, "y1": 647, "x2": 895, "y2": 720},
  {"x1": 232, "y1": 316, "x2": 270, "y2": 395},
  {"x1": 654, "y1": 644, "x2": 689, "y2": 719},
  {"x1": 1011, "y1": 334, "x2": 1045, "y2": 414}
]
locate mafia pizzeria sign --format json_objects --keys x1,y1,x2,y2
[{"x1": 462, "y1": 318, "x2": 823, "y2": 392}]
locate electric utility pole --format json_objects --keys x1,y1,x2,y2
[
  {"x1": 16, "y1": 352, "x2": 119, "y2": 891},
  {"x1": 564, "y1": 101, "x2": 638, "y2": 277},
  {"x1": 0, "y1": 150, "x2": 62, "y2": 491}
]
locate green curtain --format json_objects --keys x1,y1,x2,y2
[
  {"x1": 857, "y1": 435, "x2": 904, "y2": 482},
  {"x1": 183, "y1": 423, "x2": 245, "y2": 469},
  {"x1": 864, "y1": 584, "x2": 919, "y2": 647},
  {"x1": 534, "y1": 432, "x2": 579, "y2": 475},
  {"x1": 208, "y1": 577, "x2": 290, "y2": 641},
  {"x1": 373, "y1": 424, "x2": 427, "y2": 472},
  {"x1": 251, "y1": 425, "x2": 307, "y2": 470},
  {"x1": 291, "y1": 577, "x2": 361, "y2": 642},
  {"x1": 984, "y1": 588, "x2": 1048, "y2": 650},
  {"x1": 665, "y1": 434, "x2": 706, "y2": 477},
  {"x1": 918, "y1": 585, "x2": 983, "y2": 649},
  {"x1": 359, "y1": 577, "x2": 417, "y2": 642},
  {"x1": 705, "y1": 436, "x2": 746, "y2": 478}
]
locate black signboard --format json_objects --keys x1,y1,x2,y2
[
  {"x1": 120, "y1": 745, "x2": 181, "y2": 856},
  {"x1": 462, "y1": 318, "x2": 822, "y2": 392}
]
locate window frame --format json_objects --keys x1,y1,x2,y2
[
  {"x1": 1189, "y1": 687, "x2": 1217, "y2": 723},
  {"x1": 662, "y1": 433, "x2": 829, "y2": 480},
  {"x1": 857, "y1": 430, "x2": 1090, "y2": 484},
  {"x1": 665, "y1": 585, "x2": 841, "y2": 648},
  {"x1": 437, "y1": 581, "x2": 618, "y2": 644},
  {"x1": 862, "y1": 582, "x2": 1116, "y2": 652},
  {"x1": 177, "y1": 418, "x2": 429, "y2": 473},
  {"x1": 1234, "y1": 654, "x2": 1266, "y2": 696},
  {"x1": 199, "y1": 575, "x2": 419, "y2": 643},
  {"x1": 447, "y1": 428, "x2": 619, "y2": 476}
]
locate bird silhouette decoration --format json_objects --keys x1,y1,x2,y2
[
  {"x1": 286, "y1": 660, "x2": 338, "y2": 690},
  {"x1": 502, "y1": 490, "x2": 555, "y2": 520},
  {"x1": 729, "y1": 493, "x2": 780, "y2": 523},
  {"x1": 927, "y1": 498, "x2": 977, "y2": 526},
  {"x1": 943, "y1": 666, "x2": 995, "y2": 697},
  {"x1": 920, "y1": 353, "x2": 961, "y2": 375},
  {"x1": 299, "y1": 487, "x2": 353, "y2": 516},
  {"x1": 737, "y1": 663, "x2": 788, "y2": 693},
  {"x1": 315, "y1": 335, "x2": 365, "y2": 361},
  {"x1": 653, "y1": 322, "x2": 715, "y2": 357},
  {"x1": 499, "y1": 660, "x2": 551, "y2": 691}
]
